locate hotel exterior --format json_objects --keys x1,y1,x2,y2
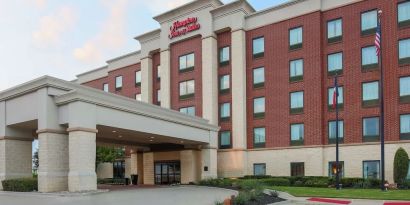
[{"x1": 1, "y1": 0, "x2": 410, "y2": 192}]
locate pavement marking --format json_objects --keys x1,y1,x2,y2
[{"x1": 308, "y1": 197, "x2": 351, "y2": 204}]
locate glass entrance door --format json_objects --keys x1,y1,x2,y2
[{"x1": 154, "y1": 161, "x2": 181, "y2": 185}]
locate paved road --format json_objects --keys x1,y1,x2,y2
[{"x1": 0, "y1": 186, "x2": 237, "y2": 205}]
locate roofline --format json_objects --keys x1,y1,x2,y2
[
  {"x1": 210, "y1": 0, "x2": 255, "y2": 14},
  {"x1": 76, "y1": 65, "x2": 108, "y2": 78},
  {"x1": 134, "y1": 29, "x2": 161, "y2": 41},
  {"x1": 245, "y1": 0, "x2": 304, "y2": 18},
  {"x1": 106, "y1": 50, "x2": 141, "y2": 63}
]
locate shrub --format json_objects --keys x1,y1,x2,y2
[
  {"x1": 241, "y1": 175, "x2": 272, "y2": 179},
  {"x1": 260, "y1": 178, "x2": 290, "y2": 186},
  {"x1": 398, "y1": 180, "x2": 410, "y2": 189},
  {"x1": 394, "y1": 148, "x2": 410, "y2": 185},
  {"x1": 1, "y1": 178, "x2": 38, "y2": 192},
  {"x1": 233, "y1": 192, "x2": 250, "y2": 205},
  {"x1": 237, "y1": 179, "x2": 263, "y2": 191}
]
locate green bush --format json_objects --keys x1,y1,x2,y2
[
  {"x1": 394, "y1": 148, "x2": 409, "y2": 184},
  {"x1": 1, "y1": 178, "x2": 38, "y2": 192},
  {"x1": 233, "y1": 192, "x2": 250, "y2": 205},
  {"x1": 260, "y1": 178, "x2": 290, "y2": 186},
  {"x1": 237, "y1": 179, "x2": 263, "y2": 191},
  {"x1": 241, "y1": 175, "x2": 272, "y2": 179},
  {"x1": 399, "y1": 180, "x2": 410, "y2": 189}
]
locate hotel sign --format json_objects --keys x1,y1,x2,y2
[{"x1": 169, "y1": 17, "x2": 200, "y2": 39}]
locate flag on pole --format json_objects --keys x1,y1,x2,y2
[
  {"x1": 375, "y1": 19, "x2": 381, "y2": 56},
  {"x1": 332, "y1": 78, "x2": 338, "y2": 109}
]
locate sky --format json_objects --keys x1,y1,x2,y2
[{"x1": 0, "y1": 0, "x2": 289, "y2": 92}]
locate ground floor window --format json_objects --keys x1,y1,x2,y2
[
  {"x1": 113, "y1": 160, "x2": 125, "y2": 178},
  {"x1": 291, "y1": 162, "x2": 304, "y2": 176},
  {"x1": 363, "y1": 160, "x2": 380, "y2": 179},
  {"x1": 328, "y1": 161, "x2": 344, "y2": 178},
  {"x1": 154, "y1": 161, "x2": 181, "y2": 185},
  {"x1": 253, "y1": 163, "x2": 266, "y2": 176}
]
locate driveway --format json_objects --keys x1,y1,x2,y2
[{"x1": 0, "y1": 186, "x2": 237, "y2": 205}]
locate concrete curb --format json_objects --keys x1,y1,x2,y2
[{"x1": 0, "y1": 189, "x2": 109, "y2": 197}]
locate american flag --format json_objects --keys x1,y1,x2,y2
[{"x1": 375, "y1": 19, "x2": 381, "y2": 56}]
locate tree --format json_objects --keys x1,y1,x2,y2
[
  {"x1": 32, "y1": 148, "x2": 39, "y2": 171},
  {"x1": 393, "y1": 147, "x2": 409, "y2": 184},
  {"x1": 96, "y1": 146, "x2": 125, "y2": 167}
]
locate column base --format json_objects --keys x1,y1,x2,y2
[
  {"x1": 38, "y1": 172, "x2": 68, "y2": 192},
  {"x1": 68, "y1": 171, "x2": 97, "y2": 192}
]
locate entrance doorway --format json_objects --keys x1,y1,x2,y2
[{"x1": 154, "y1": 161, "x2": 181, "y2": 185}]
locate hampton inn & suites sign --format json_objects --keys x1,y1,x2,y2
[{"x1": 168, "y1": 17, "x2": 200, "y2": 39}]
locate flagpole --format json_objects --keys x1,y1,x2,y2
[
  {"x1": 378, "y1": 9, "x2": 385, "y2": 191},
  {"x1": 335, "y1": 75, "x2": 340, "y2": 190}
]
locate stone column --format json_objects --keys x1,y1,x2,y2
[
  {"x1": 201, "y1": 36, "x2": 218, "y2": 125},
  {"x1": 130, "y1": 151, "x2": 143, "y2": 184},
  {"x1": 67, "y1": 128, "x2": 97, "y2": 192},
  {"x1": 180, "y1": 150, "x2": 199, "y2": 184},
  {"x1": 201, "y1": 147, "x2": 217, "y2": 180},
  {"x1": 141, "y1": 57, "x2": 153, "y2": 103},
  {"x1": 143, "y1": 152, "x2": 154, "y2": 185},
  {"x1": 160, "y1": 49, "x2": 171, "y2": 109}
]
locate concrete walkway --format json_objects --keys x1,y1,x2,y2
[{"x1": 0, "y1": 186, "x2": 237, "y2": 205}]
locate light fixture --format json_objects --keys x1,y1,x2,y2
[
  {"x1": 149, "y1": 139, "x2": 154, "y2": 142},
  {"x1": 118, "y1": 135, "x2": 122, "y2": 138},
  {"x1": 112, "y1": 131, "x2": 117, "y2": 133},
  {"x1": 150, "y1": 136, "x2": 155, "y2": 139},
  {"x1": 180, "y1": 141, "x2": 184, "y2": 143}
]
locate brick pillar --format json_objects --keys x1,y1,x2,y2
[
  {"x1": 67, "y1": 128, "x2": 97, "y2": 192},
  {"x1": 37, "y1": 131, "x2": 69, "y2": 192},
  {"x1": 143, "y1": 152, "x2": 154, "y2": 185}
]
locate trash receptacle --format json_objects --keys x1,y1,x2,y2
[
  {"x1": 125, "y1": 178, "x2": 130, "y2": 185},
  {"x1": 131, "y1": 174, "x2": 138, "y2": 185}
]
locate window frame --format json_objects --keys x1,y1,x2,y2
[
  {"x1": 327, "y1": 86, "x2": 344, "y2": 111},
  {"x1": 328, "y1": 120, "x2": 344, "y2": 144},
  {"x1": 219, "y1": 130, "x2": 232, "y2": 149},
  {"x1": 135, "y1": 70, "x2": 142, "y2": 86},
  {"x1": 290, "y1": 91, "x2": 304, "y2": 114},
  {"x1": 400, "y1": 76, "x2": 410, "y2": 103},
  {"x1": 361, "y1": 9, "x2": 378, "y2": 36},
  {"x1": 179, "y1": 80, "x2": 195, "y2": 100},
  {"x1": 400, "y1": 114, "x2": 410, "y2": 140},
  {"x1": 362, "y1": 81, "x2": 380, "y2": 107},
  {"x1": 399, "y1": 38, "x2": 410, "y2": 65},
  {"x1": 179, "y1": 106, "x2": 196, "y2": 116},
  {"x1": 290, "y1": 162, "x2": 305, "y2": 177},
  {"x1": 328, "y1": 161, "x2": 345, "y2": 178},
  {"x1": 363, "y1": 160, "x2": 380, "y2": 179},
  {"x1": 179, "y1": 53, "x2": 195, "y2": 73},
  {"x1": 361, "y1": 45, "x2": 379, "y2": 71},
  {"x1": 253, "y1": 97, "x2": 265, "y2": 119},
  {"x1": 327, "y1": 18, "x2": 343, "y2": 43},
  {"x1": 103, "y1": 83, "x2": 109, "y2": 92},
  {"x1": 220, "y1": 102, "x2": 231, "y2": 122},
  {"x1": 398, "y1": 1, "x2": 410, "y2": 28},
  {"x1": 253, "y1": 67, "x2": 265, "y2": 89},
  {"x1": 289, "y1": 59, "x2": 304, "y2": 82},
  {"x1": 219, "y1": 74, "x2": 230, "y2": 94},
  {"x1": 115, "y1": 75, "x2": 123, "y2": 90},
  {"x1": 327, "y1": 52, "x2": 343, "y2": 76},
  {"x1": 219, "y1": 46, "x2": 230, "y2": 67},
  {"x1": 290, "y1": 123, "x2": 304, "y2": 146},
  {"x1": 362, "y1": 116, "x2": 380, "y2": 142},
  {"x1": 289, "y1": 26, "x2": 303, "y2": 50},
  {"x1": 252, "y1": 36, "x2": 265, "y2": 59},
  {"x1": 253, "y1": 127, "x2": 266, "y2": 148},
  {"x1": 253, "y1": 163, "x2": 266, "y2": 176}
]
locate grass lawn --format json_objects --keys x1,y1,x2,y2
[{"x1": 270, "y1": 186, "x2": 410, "y2": 201}]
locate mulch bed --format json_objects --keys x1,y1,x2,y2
[{"x1": 244, "y1": 193, "x2": 286, "y2": 205}]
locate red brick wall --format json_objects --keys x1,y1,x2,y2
[
  {"x1": 152, "y1": 52, "x2": 161, "y2": 105},
  {"x1": 82, "y1": 76, "x2": 108, "y2": 91},
  {"x1": 170, "y1": 36, "x2": 203, "y2": 117}
]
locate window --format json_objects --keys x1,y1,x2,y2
[
  {"x1": 179, "y1": 53, "x2": 195, "y2": 72},
  {"x1": 179, "y1": 80, "x2": 195, "y2": 99},
  {"x1": 253, "y1": 127, "x2": 265, "y2": 148},
  {"x1": 115, "y1": 76, "x2": 123, "y2": 90},
  {"x1": 220, "y1": 103, "x2": 231, "y2": 121},
  {"x1": 328, "y1": 87, "x2": 344, "y2": 110},
  {"x1": 291, "y1": 162, "x2": 304, "y2": 176},
  {"x1": 400, "y1": 76, "x2": 410, "y2": 103},
  {"x1": 253, "y1": 97, "x2": 265, "y2": 118},
  {"x1": 254, "y1": 163, "x2": 266, "y2": 176},
  {"x1": 219, "y1": 46, "x2": 230, "y2": 66},
  {"x1": 363, "y1": 117, "x2": 380, "y2": 142},
  {"x1": 135, "y1": 71, "x2": 141, "y2": 86},
  {"x1": 328, "y1": 120, "x2": 344, "y2": 144},
  {"x1": 289, "y1": 27, "x2": 303, "y2": 50},
  {"x1": 219, "y1": 131, "x2": 231, "y2": 149},
  {"x1": 399, "y1": 39, "x2": 410, "y2": 65},
  {"x1": 103, "y1": 83, "x2": 109, "y2": 92},
  {"x1": 220, "y1": 75, "x2": 230, "y2": 94},
  {"x1": 328, "y1": 52, "x2": 343, "y2": 75},
  {"x1": 157, "y1": 65, "x2": 161, "y2": 79},
  {"x1": 363, "y1": 160, "x2": 380, "y2": 179},
  {"x1": 289, "y1": 59, "x2": 303, "y2": 82},
  {"x1": 157, "y1": 90, "x2": 161, "y2": 103},
  {"x1": 398, "y1": 1, "x2": 410, "y2": 27},
  {"x1": 253, "y1": 67, "x2": 265, "y2": 88},
  {"x1": 290, "y1": 91, "x2": 303, "y2": 114},
  {"x1": 362, "y1": 81, "x2": 379, "y2": 107},
  {"x1": 291, "y1": 124, "x2": 304, "y2": 146},
  {"x1": 361, "y1": 46, "x2": 379, "y2": 70},
  {"x1": 180, "y1": 106, "x2": 195, "y2": 116},
  {"x1": 113, "y1": 160, "x2": 125, "y2": 179},
  {"x1": 361, "y1": 10, "x2": 377, "y2": 35},
  {"x1": 400, "y1": 114, "x2": 410, "y2": 140},
  {"x1": 135, "y1": 93, "x2": 142, "y2": 101},
  {"x1": 253, "y1": 37, "x2": 264, "y2": 58},
  {"x1": 328, "y1": 18, "x2": 342, "y2": 43},
  {"x1": 329, "y1": 161, "x2": 344, "y2": 178}
]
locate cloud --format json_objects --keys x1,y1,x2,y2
[
  {"x1": 31, "y1": 0, "x2": 47, "y2": 9},
  {"x1": 73, "y1": 0, "x2": 128, "y2": 64},
  {"x1": 32, "y1": 6, "x2": 77, "y2": 46},
  {"x1": 140, "y1": 0, "x2": 192, "y2": 14}
]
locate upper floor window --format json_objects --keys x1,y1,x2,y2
[
  {"x1": 290, "y1": 59, "x2": 303, "y2": 82},
  {"x1": 328, "y1": 87, "x2": 343, "y2": 110},
  {"x1": 103, "y1": 83, "x2": 109, "y2": 92},
  {"x1": 291, "y1": 124, "x2": 304, "y2": 146},
  {"x1": 220, "y1": 75, "x2": 230, "y2": 94},
  {"x1": 179, "y1": 53, "x2": 195, "y2": 72},
  {"x1": 135, "y1": 71, "x2": 141, "y2": 86},
  {"x1": 289, "y1": 27, "x2": 303, "y2": 50},
  {"x1": 180, "y1": 106, "x2": 195, "y2": 116},
  {"x1": 254, "y1": 163, "x2": 266, "y2": 176},
  {"x1": 362, "y1": 46, "x2": 379, "y2": 70},
  {"x1": 398, "y1": 1, "x2": 410, "y2": 27},
  {"x1": 219, "y1": 46, "x2": 230, "y2": 66},
  {"x1": 362, "y1": 81, "x2": 379, "y2": 107},
  {"x1": 253, "y1": 97, "x2": 265, "y2": 119},
  {"x1": 253, "y1": 127, "x2": 266, "y2": 148},
  {"x1": 220, "y1": 131, "x2": 232, "y2": 149},
  {"x1": 363, "y1": 117, "x2": 380, "y2": 142},
  {"x1": 252, "y1": 37, "x2": 264, "y2": 58},
  {"x1": 135, "y1": 93, "x2": 141, "y2": 101},
  {"x1": 328, "y1": 120, "x2": 344, "y2": 144},
  {"x1": 253, "y1": 67, "x2": 265, "y2": 88},
  {"x1": 399, "y1": 38, "x2": 410, "y2": 65},
  {"x1": 363, "y1": 160, "x2": 380, "y2": 179},
  {"x1": 290, "y1": 91, "x2": 304, "y2": 114},
  {"x1": 361, "y1": 10, "x2": 378, "y2": 35},
  {"x1": 400, "y1": 114, "x2": 410, "y2": 140},
  {"x1": 400, "y1": 76, "x2": 410, "y2": 103},
  {"x1": 157, "y1": 65, "x2": 161, "y2": 79},
  {"x1": 179, "y1": 80, "x2": 195, "y2": 99},
  {"x1": 220, "y1": 102, "x2": 231, "y2": 122},
  {"x1": 291, "y1": 162, "x2": 305, "y2": 176},
  {"x1": 328, "y1": 52, "x2": 343, "y2": 76},
  {"x1": 328, "y1": 18, "x2": 342, "y2": 43},
  {"x1": 115, "y1": 76, "x2": 123, "y2": 90}
]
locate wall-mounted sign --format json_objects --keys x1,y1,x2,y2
[{"x1": 169, "y1": 17, "x2": 200, "y2": 39}]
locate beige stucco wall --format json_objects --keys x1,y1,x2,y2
[
  {"x1": 96, "y1": 162, "x2": 113, "y2": 179},
  {"x1": 218, "y1": 150, "x2": 248, "y2": 178},
  {"x1": 124, "y1": 157, "x2": 131, "y2": 179},
  {"x1": 143, "y1": 152, "x2": 154, "y2": 185}
]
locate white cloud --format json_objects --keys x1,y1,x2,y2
[
  {"x1": 73, "y1": 0, "x2": 128, "y2": 64},
  {"x1": 140, "y1": 0, "x2": 192, "y2": 15},
  {"x1": 31, "y1": 0, "x2": 47, "y2": 9},
  {"x1": 32, "y1": 6, "x2": 77, "y2": 46}
]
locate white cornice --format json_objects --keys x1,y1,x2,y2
[
  {"x1": 210, "y1": 0, "x2": 255, "y2": 19},
  {"x1": 134, "y1": 29, "x2": 161, "y2": 43},
  {"x1": 106, "y1": 50, "x2": 141, "y2": 63}
]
